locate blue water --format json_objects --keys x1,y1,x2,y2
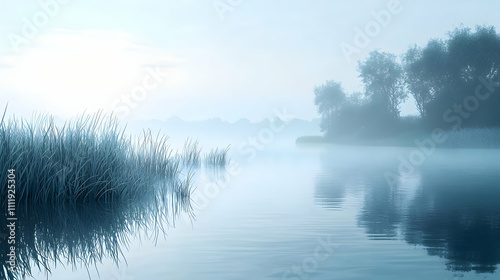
[{"x1": 26, "y1": 144, "x2": 500, "y2": 279}]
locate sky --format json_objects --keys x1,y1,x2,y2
[{"x1": 0, "y1": 0, "x2": 500, "y2": 122}]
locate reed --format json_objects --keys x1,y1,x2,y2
[
  {"x1": 0, "y1": 110, "x2": 196, "y2": 205},
  {"x1": 0, "y1": 189, "x2": 192, "y2": 280},
  {"x1": 179, "y1": 138, "x2": 202, "y2": 167},
  {"x1": 204, "y1": 145, "x2": 230, "y2": 167}
]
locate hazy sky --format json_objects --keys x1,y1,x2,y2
[{"x1": 1, "y1": 0, "x2": 500, "y2": 122}]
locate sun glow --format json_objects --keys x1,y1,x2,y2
[{"x1": 0, "y1": 30, "x2": 185, "y2": 117}]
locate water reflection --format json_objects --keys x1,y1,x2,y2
[
  {"x1": 315, "y1": 147, "x2": 500, "y2": 273},
  {"x1": 404, "y1": 166, "x2": 500, "y2": 273},
  {"x1": 0, "y1": 179, "x2": 192, "y2": 280}
]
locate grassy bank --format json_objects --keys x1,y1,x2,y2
[
  {"x1": 297, "y1": 128, "x2": 500, "y2": 149},
  {"x1": 296, "y1": 131, "x2": 427, "y2": 147},
  {"x1": 438, "y1": 128, "x2": 500, "y2": 149}
]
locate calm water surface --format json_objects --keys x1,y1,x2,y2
[{"x1": 28, "y1": 144, "x2": 500, "y2": 279}]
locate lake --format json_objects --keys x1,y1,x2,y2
[{"x1": 23, "y1": 143, "x2": 500, "y2": 279}]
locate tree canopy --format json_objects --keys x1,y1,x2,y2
[
  {"x1": 359, "y1": 50, "x2": 407, "y2": 119},
  {"x1": 314, "y1": 25, "x2": 500, "y2": 140}
]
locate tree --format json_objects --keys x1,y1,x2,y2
[
  {"x1": 313, "y1": 25, "x2": 500, "y2": 141},
  {"x1": 447, "y1": 26, "x2": 500, "y2": 85},
  {"x1": 314, "y1": 80, "x2": 347, "y2": 133},
  {"x1": 359, "y1": 51, "x2": 407, "y2": 119},
  {"x1": 403, "y1": 40, "x2": 448, "y2": 119},
  {"x1": 424, "y1": 26, "x2": 500, "y2": 128}
]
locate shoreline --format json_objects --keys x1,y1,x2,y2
[{"x1": 296, "y1": 127, "x2": 500, "y2": 149}]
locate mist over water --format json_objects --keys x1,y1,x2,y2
[
  {"x1": 12, "y1": 130, "x2": 499, "y2": 280},
  {"x1": 2, "y1": 2, "x2": 500, "y2": 278}
]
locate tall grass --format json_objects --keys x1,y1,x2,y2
[
  {"x1": 0, "y1": 111, "x2": 195, "y2": 205},
  {"x1": 0, "y1": 109, "x2": 233, "y2": 279},
  {"x1": 204, "y1": 145, "x2": 230, "y2": 167},
  {"x1": 179, "y1": 138, "x2": 202, "y2": 167}
]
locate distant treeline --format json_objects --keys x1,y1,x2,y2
[{"x1": 315, "y1": 25, "x2": 500, "y2": 139}]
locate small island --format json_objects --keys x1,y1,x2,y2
[{"x1": 298, "y1": 25, "x2": 500, "y2": 149}]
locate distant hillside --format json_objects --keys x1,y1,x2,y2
[{"x1": 127, "y1": 117, "x2": 321, "y2": 149}]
